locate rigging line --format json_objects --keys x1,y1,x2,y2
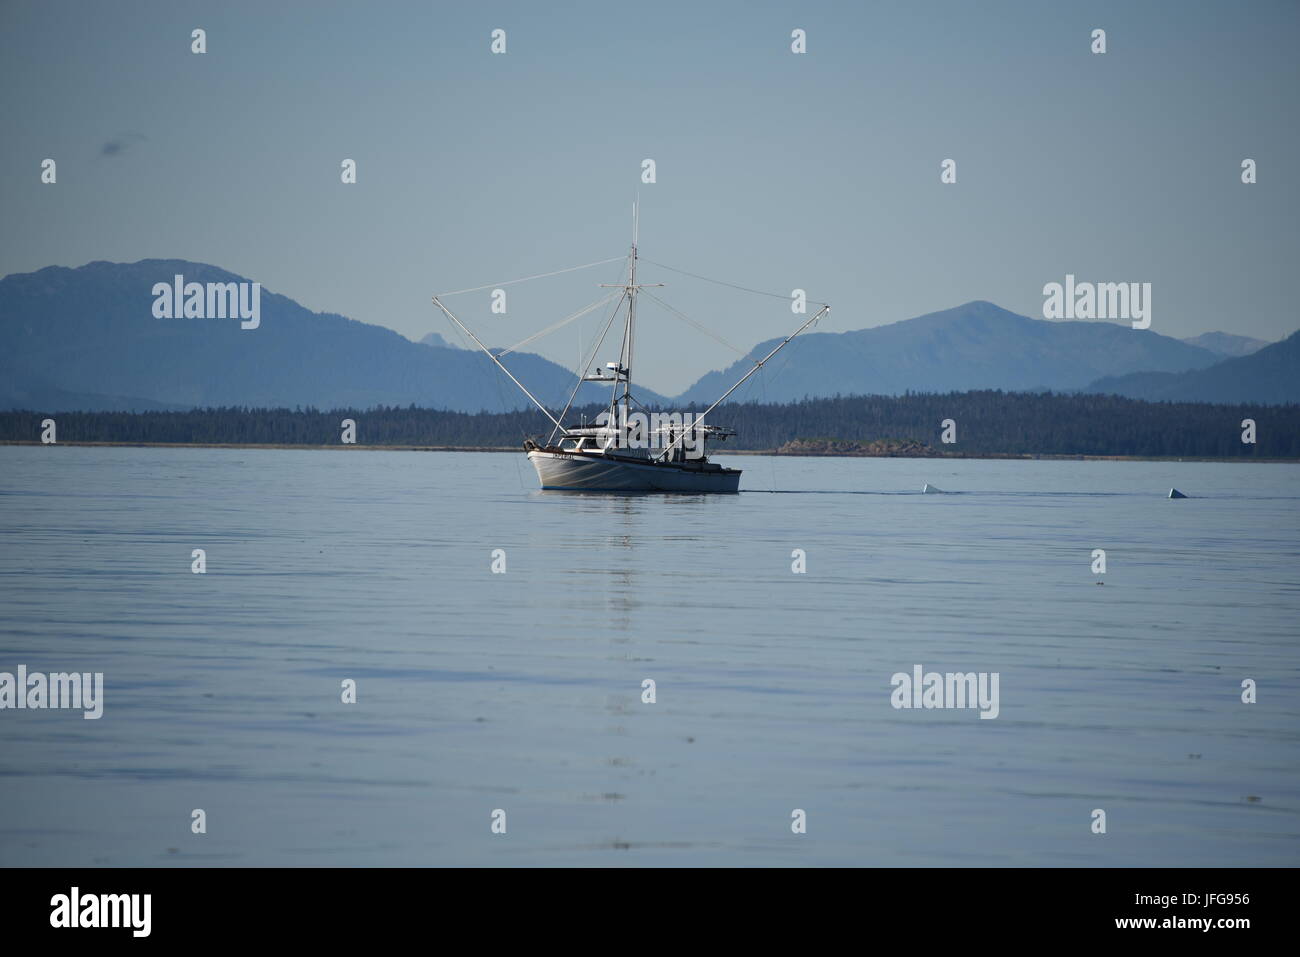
[
  {"x1": 440, "y1": 315, "x2": 529, "y2": 455},
  {"x1": 652, "y1": 305, "x2": 829, "y2": 462},
  {"x1": 547, "y1": 256, "x2": 627, "y2": 443},
  {"x1": 479, "y1": 335, "x2": 527, "y2": 446},
  {"x1": 433, "y1": 296, "x2": 565, "y2": 431},
  {"x1": 548, "y1": 290, "x2": 626, "y2": 445},
  {"x1": 449, "y1": 314, "x2": 528, "y2": 483},
  {"x1": 761, "y1": 352, "x2": 777, "y2": 493},
  {"x1": 432, "y1": 256, "x2": 625, "y2": 298},
  {"x1": 639, "y1": 290, "x2": 754, "y2": 361},
  {"x1": 439, "y1": 314, "x2": 524, "y2": 441},
  {"x1": 761, "y1": 339, "x2": 800, "y2": 402},
  {"x1": 734, "y1": 322, "x2": 800, "y2": 406},
  {"x1": 641, "y1": 258, "x2": 828, "y2": 306},
  {"x1": 498, "y1": 290, "x2": 622, "y2": 357},
  {"x1": 576, "y1": 257, "x2": 629, "y2": 381},
  {"x1": 758, "y1": 335, "x2": 807, "y2": 489},
  {"x1": 597, "y1": 252, "x2": 635, "y2": 423}
]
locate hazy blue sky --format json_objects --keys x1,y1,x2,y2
[{"x1": 2, "y1": 0, "x2": 1297, "y2": 394}]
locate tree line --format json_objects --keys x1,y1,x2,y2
[{"x1": 2, "y1": 391, "x2": 1296, "y2": 457}]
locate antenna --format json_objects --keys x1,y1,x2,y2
[{"x1": 633, "y1": 194, "x2": 639, "y2": 247}]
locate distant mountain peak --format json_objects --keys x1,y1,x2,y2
[
  {"x1": 419, "y1": 331, "x2": 465, "y2": 350},
  {"x1": 1180, "y1": 331, "x2": 1271, "y2": 358},
  {"x1": 675, "y1": 300, "x2": 1224, "y2": 405}
]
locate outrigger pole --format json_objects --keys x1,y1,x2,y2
[
  {"x1": 653, "y1": 304, "x2": 830, "y2": 462},
  {"x1": 431, "y1": 295, "x2": 565, "y2": 432}
]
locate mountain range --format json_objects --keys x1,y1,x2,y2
[
  {"x1": 1088, "y1": 330, "x2": 1300, "y2": 404},
  {"x1": 0, "y1": 260, "x2": 666, "y2": 413},
  {"x1": 1, "y1": 260, "x2": 1294, "y2": 411},
  {"x1": 678, "y1": 300, "x2": 1234, "y2": 404}
]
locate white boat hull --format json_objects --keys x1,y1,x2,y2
[{"x1": 528, "y1": 450, "x2": 741, "y2": 493}]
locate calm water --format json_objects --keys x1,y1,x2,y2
[{"x1": 0, "y1": 446, "x2": 1297, "y2": 867}]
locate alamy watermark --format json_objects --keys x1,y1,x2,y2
[
  {"x1": 890, "y1": 664, "x2": 999, "y2": 719},
  {"x1": 1043, "y1": 274, "x2": 1151, "y2": 329},
  {"x1": 50, "y1": 887, "x2": 150, "y2": 937},
  {"x1": 152, "y1": 274, "x2": 260, "y2": 329},
  {"x1": 593, "y1": 408, "x2": 706, "y2": 459},
  {"x1": 0, "y1": 665, "x2": 103, "y2": 719}
]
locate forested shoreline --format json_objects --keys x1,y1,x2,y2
[{"x1": 2, "y1": 391, "x2": 1297, "y2": 458}]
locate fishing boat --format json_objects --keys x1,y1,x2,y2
[{"x1": 432, "y1": 205, "x2": 828, "y2": 493}]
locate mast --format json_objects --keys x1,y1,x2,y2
[
  {"x1": 624, "y1": 200, "x2": 637, "y2": 423},
  {"x1": 597, "y1": 201, "x2": 660, "y2": 437}
]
